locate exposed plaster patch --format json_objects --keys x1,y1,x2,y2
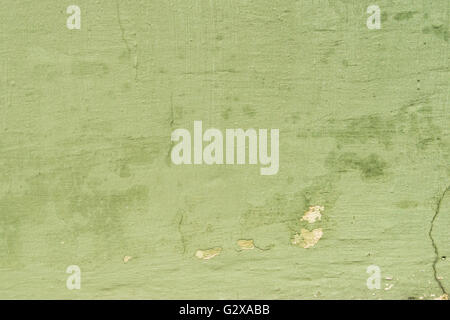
[
  {"x1": 292, "y1": 228, "x2": 323, "y2": 248},
  {"x1": 301, "y1": 205, "x2": 324, "y2": 223},
  {"x1": 123, "y1": 256, "x2": 132, "y2": 263},
  {"x1": 384, "y1": 284, "x2": 393, "y2": 291},
  {"x1": 237, "y1": 239, "x2": 255, "y2": 250},
  {"x1": 195, "y1": 248, "x2": 222, "y2": 260},
  {"x1": 435, "y1": 294, "x2": 448, "y2": 300}
]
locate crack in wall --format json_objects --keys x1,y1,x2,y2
[
  {"x1": 166, "y1": 93, "x2": 176, "y2": 166},
  {"x1": 177, "y1": 212, "x2": 187, "y2": 254},
  {"x1": 115, "y1": 1, "x2": 131, "y2": 54},
  {"x1": 115, "y1": 1, "x2": 138, "y2": 80},
  {"x1": 429, "y1": 185, "x2": 449, "y2": 295}
]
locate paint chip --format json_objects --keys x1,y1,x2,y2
[
  {"x1": 292, "y1": 228, "x2": 323, "y2": 248},
  {"x1": 237, "y1": 239, "x2": 255, "y2": 250},
  {"x1": 435, "y1": 294, "x2": 448, "y2": 300},
  {"x1": 301, "y1": 206, "x2": 324, "y2": 223},
  {"x1": 195, "y1": 247, "x2": 222, "y2": 260},
  {"x1": 123, "y1": 256, "x2": 132, "y2": 263},
  {"x1": 384, "y1": 284, "x2": 394, "y2": 291}
]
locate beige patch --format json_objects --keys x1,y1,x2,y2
[
  {"x1": 435, "y1": 294, "x2": 448, "y2": 300},
  {"x1": 301, "y1": 206, "x2": 324, "y2": 223},
  {"x1": 292, "y1": 228, "x2": 323, "y2": 248},
  {"x1": 195, "y1": 247, "x2": 222, "y2": 260},
  {"x1": 237, "y1": 239, "x2": 255, "y2": 250},
  {"x1": 384, "y1": 284, "x2": 393, "y2": 291},
  {"x1": 123, "y1": 256, "x2": 132, "y2": 263}
]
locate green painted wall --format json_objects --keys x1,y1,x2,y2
[{"x1": 0, "y1": 0, "x2": 448, "y2": 299}]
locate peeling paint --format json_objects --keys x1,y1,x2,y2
[
  {"x1": 195, "y1": 248, "x2": 222, "y2": 260},
  {"x1": 384, "y1": 284, "x2": 394, "y2": 291},
  {"x1": 123, "y1": 256, "x2": 132, "y2": 263},
  {"x1": 292, "y1": 228, "x2": 323, "y2": 249},
  {"x1": 237, "y1": 239, "x2": 255, "y2": 250},
  {"x1": 301, "y1": 205, "x2": 324, "y2": 223}
]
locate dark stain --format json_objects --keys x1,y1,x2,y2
[
  {"x1": 326, "y1": 152, "x2": 387, "y2": 180},
  {"x1": 395, "y1": 200, "x2": 419, "y2": 209},
  {"x1": 243, "y1": 105, "x2": 256, "y2": 117},
  {"x1": 221, "y1": 107, "x2": 232, "y2": 120},
  {"x1": 32, "y1": 64, "x2": 61, "y2": 80},
  {"x1": 422, "y1": 24, "x2": 449, "y2": 42},
  {"x1": 324, "y1": 115, "x2": 395, "y2": 149},
  {"x1": 119, "y1": 164, "x2": 131, "y2": 178},
  {"x1": 359, "y1": 154, "x2": 387, "y2": 179},
  {"x1": 71, "y1": 61, "x2": 109, "y2": 76},
  {"x1": 394, "y1": 11, "x2": 418, "y2": 21}
]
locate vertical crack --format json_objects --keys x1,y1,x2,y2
[
  {"x1": 429, "y1": 185, "x2": 449, "y2": 295},
  {"x1": 115, "y1": 0, "x2": 138, "y2": 80},
  {"x1": 115, "y1": 1, "x2": 131, "y2": 54},
  {"x1": 177, "y1": 211, "x2": 187, "y2": 254}
]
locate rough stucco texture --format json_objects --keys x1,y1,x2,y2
[{"x1": 0, "y1": 0, "x2": 449, "y2": 299}]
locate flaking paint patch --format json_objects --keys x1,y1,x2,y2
[
  {"x1": 237, "y1": 239, "x2": 255, "y2": 250},
  {"x1": 292, "y1": 228, "x2": 323, "y2": 249},
  {"x1": 195, "y1": 248, "x2": 222, "y2": 260},
  {"x1": 123, "y1": 256, "x2": 132, "y2": 263},
  {"x1": 301, "y1": 206, "x2": 324, "y2": 223}
]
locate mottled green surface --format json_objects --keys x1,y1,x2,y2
[{"x1": 0, "y1": 0, "x2": 449, "y2": 299}]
